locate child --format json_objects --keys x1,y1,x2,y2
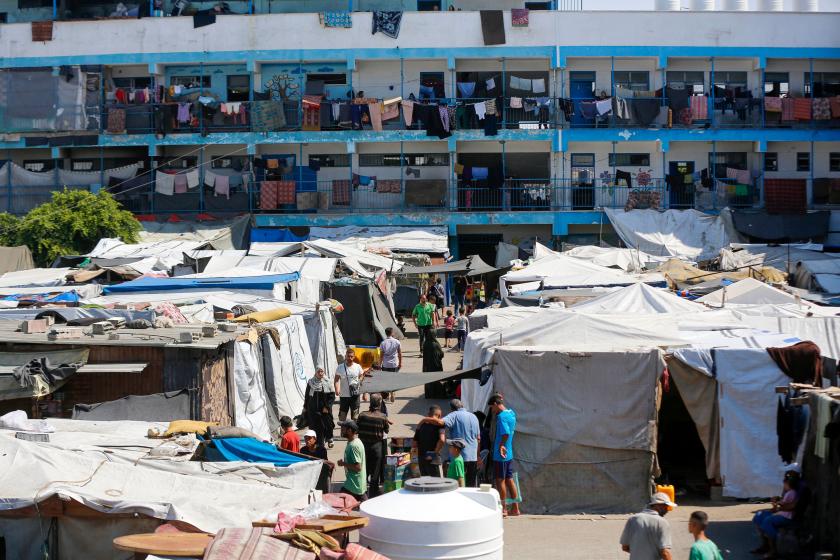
[
  {"x1": 446, "y1": 438, "x2": 466, "y2": 487},
  {"x1": 277, "y1": 415, "x2": 300, "y2": 453},
  {"x1": 456, "y1": 307, "x2": 468, "y2": 352},
  {"x1": 688, "y1": 511, "x2": 724, "y2": 560},
  {"x1": 444, "y1": 309, "x2": 456, "y2": 349}
]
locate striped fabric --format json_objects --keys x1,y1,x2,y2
[
  {"x1": 793, "y1": 98, "x2": 812, "y2": 120},
  {"x1": 332, "y1": 180, "x2": 351, "y2": 205}
]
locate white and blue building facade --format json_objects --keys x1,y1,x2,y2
[{"x1": 1, "y1": 4, "x2": 839, "y2": 255}]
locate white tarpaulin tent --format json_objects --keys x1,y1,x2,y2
[
  {"x1": 260, "y1": 315, "x2": 316, "y2": 430},
  {"x1": 86, "y1": 239, "x2": 206, "y2": 269},
  {"x1": 492, "y1": 346, "x2": 663, "y2": 513},
  {"x1": 564, "y1": 245, "x2": 672, "y2": 273},
  {"x1": 0, "y1": 267, "x2": 71, "y2": 288},
  {"x1": 461, "y1": 310, "x2": 688, "y2": 412},
  {"x1": 309, "y1": 226, "x2": 449, "y2": 255},
  {"x1": 604, "y1": 208, "x2": 730, "y2": 261},
  {"x1": 697, "y1": 278, "x2": 824, "y2": 308},
  {"x1": 572, "y1": 283, "x2": 705, "y2": 314},
  {"x1": 500, "y1": 253, "x2": 646, "y2": 294}
]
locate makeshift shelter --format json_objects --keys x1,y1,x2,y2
[
  {"x1": 491, "y1": 346, "x2": 664, "y2": 513},
  {"x1": 0, "y1": 246, "x2": 35, "y2": 275},
  {"x1": 697, "y1": 277, "x2": 812, "y2": 307},
  {"x1": 102, "y1": 272, "x2": 299, "y2": 298},
  {"x1": 656, "y1": 258, "x2": 786, "y2": 290},
  {"x1": 572, "y1": 283, "x2": 705, "y2": 314},
  {"x1": 137, "y1": 214, "x2": 251, "y2": 249},
  {"x1": 327, "y1": 278, "x2": 403, "y2": 347},
  {"x1": 71, "y1": 389, "x2": 193, "y2": 421},
  {"x1": 399, "y1": 254, "x2": 497, "y2": 277},
  {"x1": 720, "y1": 243, "x2": 840, "y2": 294},
  {"x1": 563, "y1": 245, "x2": 671, "y2": 273},
  {"x1": 308, "y1": 226, "x2": 449, "y2": 255}
]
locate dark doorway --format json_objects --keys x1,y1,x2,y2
[
  {"x1": 457, "y1": 233, "x2": 503, "y2": 269},
  {"x1": 570, "y1": 153, "x2": 595, "y2": 210},
  {"x1": 457, "y1": 152, "x2": 551, "y2": 211},
  {"x1": 657, "y1": 381, "x2": 709, "y2": 496},
  {"x1": 668, "y1": 160, "x2": 695, "y2": 209}
]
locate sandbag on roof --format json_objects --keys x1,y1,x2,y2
[{"x1": 572, "y1": 283, "x2": 704, "y2": 314}]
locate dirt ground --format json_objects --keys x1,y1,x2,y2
[{"x1": 323, "y1": 321, "x2": 762, "y2": 559}]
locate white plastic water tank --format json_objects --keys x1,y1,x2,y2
[
  {"x1": 759, "y1": 0, "x2": 785, "y2": 10},
  {"x1": 795, "y1": 0, "x2": 819, "y2": 11},
  {"x1": 690, "y1": 0, "x2": 715, "y2": 10},
  {"x1": 722, "y1": 0, "x2": 748, "y2": 10},
  {"x1": 655, "y1": 0, "x2": 682, "y2": 10},
  {"x1": 359, "y1": 478, "x2": 504, "y2": 560}
]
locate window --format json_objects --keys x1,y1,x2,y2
[
  {"x1": 805, "y1": 72, "x2": 840, "y2": 97},
  {"x1": 158, "y1": 156, "x2": 197, "y2": 169},
  {"x1": 358, "y1": 153, "x2": 450, "y2": 167},
  {"x1": 71, "y1": 160, "x2": 96, "y2": 171},
  {"x1": 571, "y1": 154, "x2": 595, "y2": 167},
  {"x1": 306, "y1": 74, "x2": 347, "y2": 85},
  {"x1": 18, "y1": 0, "x2": 52, "y2": 7},
  {"x1": 613, "y1": 71, "x2": 650, "y2": 92},
  {"x1": 113, "y1": 77, "x2": 152, "y2": 89},
  {"x1": 764, "y1": 72, "x2": 789, "y2": 97},
  {"x1": 226, "y1": 75, "x2": 250, "y2": 102},
  {"x1": 308, "y1": 154, "x2": 351, "y2": 168},
  {"x1": 708, "y1": 152, "x2": 747, "y2": 178},
  {"x1": 417, "y1": 0, "x2": 441, "y2": 10},
  {"x1": 764, "y1": 153, "x2": 778, "y2": 172},
  {"x1": 524, "y1": 1, "x2": 551, "y2": 8},
  {"x1": 609, "y1": 153, "x2": 650, "y2": 167},
  {"x1": 713, "y1": 71, "x2": 748, "y2": 89},
  {"x1": 667, "y1": 71, "x2": 705, "y2": 95},
  {"x1": 170, "y1": 75, "x2": 211, "y2": 89},
  {"x1": 22, "y1": 160, "x2": 53, "y2": 172},
  {"x1": 797, "y1": 152, "x2": 810, "y2": 172},
  {"x1": 419, "y1": 72, "x2": 445, "y2": 100},
  {"x1": 831, "y1": 153, "x2": 840, "y2": 172}
]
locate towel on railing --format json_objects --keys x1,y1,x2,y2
[
  {"x1": 511, "y1": 8, "x2": 529, "y2": 27},
  {"x1": 372, "y1": 11, "x2": 402, "y2": 39},
  {"x1": 793, "y1": 98, "x2": 812, "y2": 120},
  {"x1": 320, "y1": 11, "x2": 352, "y2": 28},
  {"x1": 764, "y1": 96, "x2": 782, "y2": 112},
  {"x1": 813, "y1": 98, "x2": 831, "y2": 120},
  {"x1": 332, "y1": 180, "x2": 352, "y2": 205},
  {"x1": 690, "y1": 95, "x2": 707, "y2": 120}
]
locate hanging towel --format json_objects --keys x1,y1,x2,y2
[
  {"x1": 371, "y1": 11, "x2": 402, "y2": 39},
  {"x1": 457, "y1": 82, "x2": 476, "y2": 98},
  {"x1": 781, "y1": 98, "x2": 795, "y2": 121},
  {"x1": 813, "y1": 97, "x2": 831, "y2": 120},
  {"x1": 214, "y1": 175, "x2": 230, "y2": 199},
  {"x1": 332, "y1": 180, "x2": 351, "y2": 205},
  {"x1": 473, "y1": 102, "x2": 487, "y2": 120},
  {"x1": 485, "y1": 99, "x2": 497, "y2": 116},
  {"x1": 454, "y1": 163, "x2": 465, "y2": 175},
  {"x1": 764, "y1": 96, "x2": 782, "y2": 113},
  {"x1": 402, "y1": 100, "x2": 415, "y2": 126},
  {"x1": 186, "y1": 169, "x2": 200, "y2": 189},
  {"x1": 793, "y1": 98, "x2": 812, "y2": 120},
  {"x1": 509, "y1": 76, "x2": 522, "y2": 90},
  {"x1": 486, "y1": 77, "x2": 496, "y2": 91},
  {"x1": 368, "y1": 102, "x2": 383, "y2": 131},
  {"x1": 831, "y1": 96, "x2": 840, "y2": 118},
  {"x1": 690, "y1": 95, "x2": 707, "y2": 120},
  {"x1": 174, "y1": 174, "x2": 188, "y2": 194},
  {"x1": 382, "y1": 100, "x2": 400, "y2": 121},
  {"x1": 204, "y1": 171, "x2": 216, "y2": 187},
  {"x1": 511, "y1": 8, "x2": 529, "y2": 27},
  {"x1": 736, "y1": 169, "x2": 751, "y2": 185},
  {"x1": 595, "y1": 99, "x2": 612, "y2": 116},
  {"x1": 479, "y1": 10, "x2": 506, "y2": 46},
  {"x1": 439, "y1": 106, "x2": 450, "y2": 132},
  {"x1": 155, "y1": 173, "x2": 175, "y2": 196},
  {"x1": 320, "y1": 11, "x2": 352, "y2": 28},
  {"x1": 510, "y1": 97, "x2": 523, "y2": 109},
  {"x1": 277, "y1": 180, "x2": 296, "y2": 205},
  {"x1": 260, "y1": 181, "x2": 279, "y2": 210},
  {"x1": 726, "y1": 167, "x2": 739, "y2": 180},
  {"x1": 532, "y1": 78, "x2": 546, "y2": 94},
  {"x1": 177, "y1": 103, "x2": 191, "y2": 124}
]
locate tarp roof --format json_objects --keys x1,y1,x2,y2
[
  {"x1": 0, "y1": 267, "x2": 71, "y2": 288},
  {"x1": 137, "y1": 215, "x2": 250, "y2": 250},
  {"x1": 563, "y1": 245, "x2": 672, "y2": 272},
  {"x1": 308, "y1": 226, "x2": 449, "y2": 254},
  {"x1": 502, "y1": 253, "x2": 649, "y2": 289},
  {"x1": 0, "y1": 246, "x2": 34, "y2": 275},
  {"x1": 200, "y1": 254, "x2": 337, "y2": 282},
  {"x1": 102, "y1": 272, "x2": 299, "y2": 294},
  {"x1": 400, "y1": 255, "x2": 497, "y2": 276},
  {"x1": 697, "y1": 277, "x2": 804, "y2": 306},
  {"x1": 572, "y1": 283, "x2": 706, "y2": 314}
]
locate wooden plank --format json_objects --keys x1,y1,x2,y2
[
  {"x1": 113, "y1": 533, "x2": 212, "y2": 557},
  {"x1": 252, "y1": 514, "x2": 368, "y2": 533}
]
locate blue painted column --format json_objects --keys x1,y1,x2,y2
[
  {"x1": 448, "y1": 223, "x2": 458, "y2": 260},
  {"x1": 709, "y1": 57, "x2": 715, "y2": 128},
  {"x1": 198, "y1": 146, "x2": 205, "y2": 212}
]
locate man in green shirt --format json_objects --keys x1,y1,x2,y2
[
  {"x1": 688, "y1": 511, "x2": 724, "y2": 560},
  {"x1": 338, "y1": 420, "x2": 367, "y2": 502},
  {"x1": 446, "y1": 439, "x2": 466, "y2": 487},
  {"x1": 412, "y1": 294, "x2": 438, "y2": 353}
]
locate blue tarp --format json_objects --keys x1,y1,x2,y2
[
  {"x1": 2, "y1": 291, "x2": 80, "y2": 303},
  {"x1": 250, "y1": 228, "x2": 308, "y2": 243},
  {"x1": 210, "y1": 437, "x2": 312, "y2": 467},
  {"x1": 102, "y1": 272, "x2": 300, "y2": 294}
]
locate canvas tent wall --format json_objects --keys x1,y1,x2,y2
[
  {"x1": 0, "y1": 246, "x2": 35, "y2": 275},
  {"x1": 491, "y1": 346, "x2": 662, "y2": 513},
  {"x1": 328, "y1": 280, "x2": 403, "y2": 347},
  {"x1": 571, "y1": 283, "x2": 705, "y2": 314}
]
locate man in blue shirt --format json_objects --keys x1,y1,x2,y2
[
  {"x1": 489, "y1": 394, "x2": 519, "y2": 517},
  {"x1": 416, "y1": 398, "x2": 481, "y2": 487}
]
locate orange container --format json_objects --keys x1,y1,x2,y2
[{"x1": 656, "y1": 484, "x2": 676, "y2": 511}]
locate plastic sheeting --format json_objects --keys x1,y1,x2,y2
[
  {"x1": 572, "y1": 283, "x2": 705, "y2": 314},
  {"x1": 72, "y1": 390, "x2": 192, "y2": 422},
  {"x1": 501, "y1": 253, "x2": 645, "y2": 293},
  {"x1": 102, "y1": 273, "x2": 298, "y2": 294},
  {"x1": 211, "y1": 437, "x2": 311, "y2": 467},
  {"x1": 0, "y1": 267, "x2": 70, "y2": 287},
  {"x1": 492, "y1": 347, "x2": 661, "y2": 513},
  {"x1": 308, "y1": 226, "x2": 449, "y2": 255},
  {"x1": 715, "y1": 348, "x2": 790, "y2": 498},
  {"x1": 564, "y1": 245, "x2": 672, "y2": 273},
  {"x1": 604, "y1": 208, "x2": 730, "y2": 261},
  {"x1": 698, "y1": 278, "x2": 807, "y2": 306},
  {"x1": 260, "y1": 315, "x2": 315, "y2": 431},
  {"x1": 0, "y1": 246, "x2": 34, "y2": 275},
  {"x1": 138, "y1": 215, "x2": 251, "y2": 250},
  {"x1": 232, "y1": 340, "x2": 272, "y2": 440}
]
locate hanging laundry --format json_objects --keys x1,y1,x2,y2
[
  {"x1": 473, "y1": 102, "x2": 487, "y2": 120},
  {"x1": 479, "y1": 10, "x2": 506, "y2": 46},
  {"x1": 177, "y1": 103, "x2": 191, "y2": 124},
  {"x1": 764, "y1": 96, "x2": 783, "y2": 113},
  {"x1": 781, "y1": 98, "x2": 795, "y2": 121},
  {"x1": 511, "y1": 8, "x2": 529, "y2": 27},
  {"x1": 368, "y1": 102, "x2": 383, "y2": 131},
  {"x1": 186, "y1": 169, "x2": 200, "y2": 189},
  {"x1": 472, "y1": 167, "x2": 489, "y2": 180},
  {"x1": 371, "y1": 11, "x2": 402, "y2": 39},
  {"x1": 155, "y1": 172, "x2": 175, "y2": 196},
  {"x1": 320, "y1": 11, "x2": 352, "y2": 28},
  {"x1": 214, "y1": 175, "x2": 230, "y2": 199},
  {"x1": 276, "y1": 180, "x2": 296, "y2": 204},
  {"x1": 483, "y1": 114, "x2": 498, "y2": 136},
  {"x1": 690, "y1": 95, "x2": 708, "y2": 120},
  {"x1": 532, "y1": 78, "x2": 546, "y2": 94},
  {"x1": 454, "y1": 163, "x2": 465, "y2": 175},
  {"x1": 612, "y1": 97, "x2": 631, "y2": 120},
  {"x1": 485, "y1": 99, "x2": 497, "y2": 116},
  {"x1": 260, "y1": 181, "x2": 279, "y2": 209},
  {"x1": 173, "y1": 174, "x2": 188, "y2": 194},
  {"x1": 813, "y1": 97, "x2": 831, "y2": 120},
  {"x1": 510, "y1": 97, "x2": 523, "y2": 109},
  {"x1": 615, "y1": 169, "x2": 632, "y2": 187},
  {"x1": 595, "y1": 98, "x2": 612, "y2": 116},
  {"x1": 332, "y1": 179, "x2": 352, "y2": 205},
  {"x1": 401, "y1": 100, "x2": 415, "y2": 126},
  {"x1": 793, "y1": 98, "x2": 812, "y2": 120},
  {"x1": 382, "y1": 98, "x2": 401, "y2": 121},
  {"x1": 485, "y1": 77, "x2": 496, "y2": 91},
  {"x1": 735, "y1": 169, "x2": 751, "y2": 185},
  {"x1": 439, "y1": 106, "x2": 450, "y2": 132},
  {"x1": 193, "y1": 12, "x2": 216, "y2": 28},
  {"x1": 509, "y1": 76, "x2": 522, "y2": 90},
  {"x1": 107, "y1": 108, "x2": 126, "y2": 133},
  {"x1": 457, "y1": 82, "x2": 476, "y2": 98},
  {"x1": 831, "y1": 96, "x2": 840, "y2": 118},
  {"x1": 204, "y1": 171, "x2": 216, "y2": 187},
  {"x1": 303, "y1": 95, "x2": 322, "y2": 131}
]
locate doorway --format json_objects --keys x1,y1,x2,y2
[
  {"x1": 570, "y1": 153, "x2": 595, "y2": 210},
  {"x1": 657, "y1": 380, "x2": 710, "y2": 496},
  {"x1": 457, "y1": 233, "x2": 503, "y2": 269},
  {"x1": 668, "y1": 161, "x2": 695, "y2": 209},
  {"x1": 570, "y1": 72, "x2": 595, "y2": 127}
]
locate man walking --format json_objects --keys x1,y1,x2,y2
[
  {"x1": 413, "y1": 404, "x2": 445, "y2": 477},
  {"x1": 488, "y1": 394, "x2": 520, "y2": 516},
  {"x1": 416, "y1": 399, "x2": 481, "y2": 487},
  {"x1": 687, "y1": 511, "x2": 723, "y2": 560},
  {"x1": 433, "y1": 277, "x2": 446, "y2": 318},
  {"x1": 619, "y1": 493, "x2": 676, "y2": 560},
  {"x1": 337, "y1": 420, "x2": 367, "y2": 502},
  {"x1": 453, "y1": 276, "x2": 467, "y2": 316},
  {"x1": 335, "y1": 348, "x2": 363, "y2": 422},
  {"x1": 412, "y1": 294, "x2": 437, "y2": 353},
  {"x1": 378, "y1": 327, "x2": 402, "y2": 403},
  {"x1": 357, "y1": 393, "x2": 390, "y2": 498}
]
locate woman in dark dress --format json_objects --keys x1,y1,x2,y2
[
  {"x1": 422, "y1": 335, "x2": 445, "y2": 398},
  {"x1": 302, "y1": 368, "x2": 335, "y2": 447}
]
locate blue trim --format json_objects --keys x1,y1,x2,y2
[{"x1": 4, "y1": 45, "x2": 840, "y2": 69}]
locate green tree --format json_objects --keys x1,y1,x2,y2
[
  {"x1": 0, "y1": 212, "x2": 21, "y2": 247},
  {"x1": 16, "y1": 189, "x2": 141, "y2": 266}
]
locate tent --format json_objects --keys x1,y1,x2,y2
[
  {"x1": 571, "y1": 283, "x2": 705, "y2": 314},
  {"x1": 491, "y1": 346, "x2": 663, "y2": 513},
  {"x1": 327, "y1": 279, "x2": 403, "y2": 347},
  {"x1": 102, "y1": 272, "x2": 299, "y2": 295},
  {"x1": 72, "y1": 389, "x2": 193, "y2": 421},
  {"x1": 308, "y1": 226, "x2": 449, "y2": 255},
  {"x1": 460, "y1": 310, "x2": 688, "y2": 412},
  {"x1": 604, "y1": 208, "x2": 732, "y2": 261},
  {"x1": 656, "y1": 258, "x2": 786, "y2": 289},
  {"x1": 500, "y1": 253, "x2": 652, "y2": 295},
  {"x1": 563, "y1": 245, "x2": 671, "y2": 273},
  {"x1": 697, "y1": 277, "x2": 817, "y2": 307},
  {"x1": 399, "y1": 255, "x2": 497, "y2": 276},
  {"x1": 0, "y1": 246, "x2": 35, "y2": 275}
]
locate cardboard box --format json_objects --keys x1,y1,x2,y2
[
  {"x1": 383, "y1": 480, "x2": 403, "y2": 493},
  {"x1": 386, "y1": 452, "x2": 411, "y2": 467},
  {"x1": 384, "y1": 464, "x2": 407, "y2": 482}
]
